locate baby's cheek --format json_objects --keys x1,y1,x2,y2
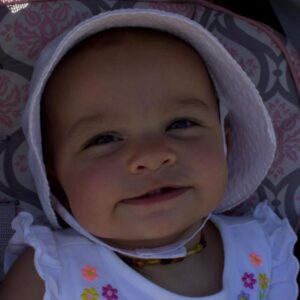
[
  {"x1": 70, "y1": 160, "x2": 121, "y2": 201},
  {"x1": 186, "y1": 138, "x2": 228, "y2": 188},
  {"x1": 63, "y1": 161, "x2": 122, "y2": 234},
  {"x1": 187, "y1": 136, "x2": 226, "y2": 165}
]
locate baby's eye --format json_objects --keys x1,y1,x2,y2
[
  {"x1": 85, "y1": 133, "x2": 121, "y2": 148},
  {"x1": 167, "y1": 119, "x2": 198, "y2": 130}
]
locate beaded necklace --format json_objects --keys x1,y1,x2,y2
[{"x1": 119, "y1": 235, "x2": 206, "y2": 267}]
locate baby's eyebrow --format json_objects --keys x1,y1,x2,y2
[
  {"x1": 67, "y1": 112, "x2": 110, "y2": 139},
  {"x1": 67, "y1": 97, "x2": 210, "y2": 138},
  {"x1": 165, "y1": 97, "x2": 210, "y2": 114}
]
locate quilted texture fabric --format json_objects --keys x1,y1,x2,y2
[{"x1": 0, "y1": 0, "x2": 300, "y2": 279}]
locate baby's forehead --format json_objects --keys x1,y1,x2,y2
[
  {"x1": 45, "y1": 27, "x2": 216, "y2": 93},
  {"x1": 42, "y1": 26, "x2": 219, "y2": 125},
  {"x1": 52, "y1": 27, "x2": 209, "y2": 76}
]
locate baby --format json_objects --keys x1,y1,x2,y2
[{"x1": 0, "y1": 8, "x2": 299, "y2": 300}]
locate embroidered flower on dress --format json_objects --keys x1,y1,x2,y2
[
  {"x1": 81, "y1": 287, "x2": 100, "y2": 300},
  {"x1": 258, "y1": 273, "x2": 270, "y2": 290},
  {"x1": 249, "y1": 252, "x2": 262, "y2": 267},
  {"x1": 81, "y1": 265, "x2": 99, "y2": 282},
  {"x1": 242, "y1": 272, "x2": 257, "y2": 289},
  {"x1": 238, "y1": 290, "x2": 250, "y2": 300},
  {"x1": 102, "y1": 284, "x2": 118, "y2": 300}
]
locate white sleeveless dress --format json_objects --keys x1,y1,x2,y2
[{"x1": 4, "y1": 202, "x2": 299, "y2": 300}]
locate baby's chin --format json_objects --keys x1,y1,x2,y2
[
  {"x1": 97, "y1": 225, "x2": 199, "y2": 250},
  {"x1": 100, "y1": 237, "x2": 177, "y2": 250}
]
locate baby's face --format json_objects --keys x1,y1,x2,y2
[{"x1": 43, "y1": 29, "x2": 228, "y2": 249}]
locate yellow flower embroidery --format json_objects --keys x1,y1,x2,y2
[
  {"x1": 258, "y1": 273, "x2": 270, "y2": 290},
  {"x1": 81, "y1": 287, "x2": 100, "y2": 300}
]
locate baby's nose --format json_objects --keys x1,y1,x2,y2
[{"x1": 128, "y1": 139, "x2": 177, "y2": 174}]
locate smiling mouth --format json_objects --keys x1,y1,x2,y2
[{"x1": 121, "y1": 187, "x2": 190, "y2": 205}]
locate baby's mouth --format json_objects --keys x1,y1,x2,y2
[
  {"x1": 143, "y1": 187, "x2": 176, "y2": 196},
  {"x1": 122, "y1": 186, "x2": 190, "y2": 205}
]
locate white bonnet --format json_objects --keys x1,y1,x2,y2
[{"x1": 22, "y1": 8, "x2": 276, "y2": 258}]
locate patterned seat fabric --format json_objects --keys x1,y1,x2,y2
[{"x1": 0, "y1": 0, "x2": 299, "y2": 281}]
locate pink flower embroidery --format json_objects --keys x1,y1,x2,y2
[
  {"x1": 102, "y1": 284, "x2": 118, "y2": 300},
  {"x1": 242, "y1": 272, "x2": 257, "y2": 289},
  {"x1": 249, "y1": 252, "x2": 262, "y2": 267},
  {"x1": 81, "y1": 265, "x2": 98, "y2": 282}
]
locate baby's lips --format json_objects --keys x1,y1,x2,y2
[
  {"x1": 124, "y1": 185, "x2": 188, "y2": 200},
  {"x1": 121, "y1": 186, "x2": 191, "y2": 205}
]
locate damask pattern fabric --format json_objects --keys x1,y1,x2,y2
[{"x1": 0, "y1": 0, "x2": 300, "y2": 281}]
